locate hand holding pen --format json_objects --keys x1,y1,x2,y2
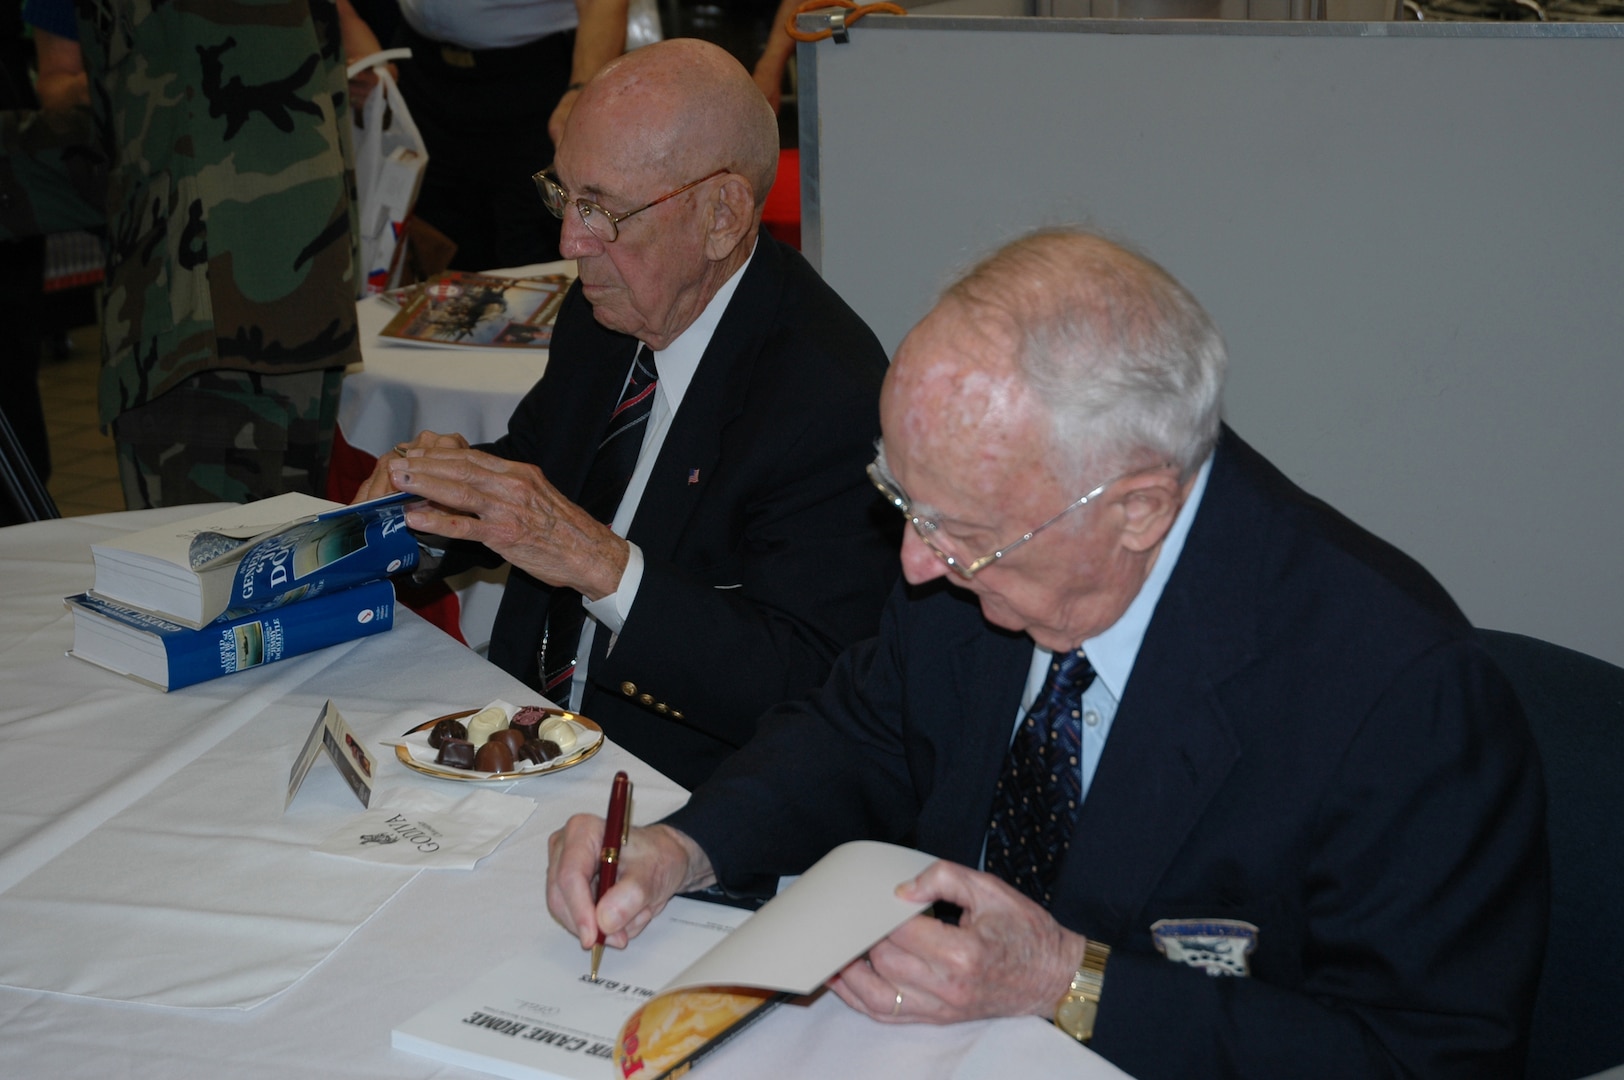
[{"x1": 590, "y1": 770, "x2": 633, "y2": 981}]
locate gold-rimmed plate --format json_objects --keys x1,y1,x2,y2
[{"x1": 394, "y1": 707, "x2": 603, "y2": 782}]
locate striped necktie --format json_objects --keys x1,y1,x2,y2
[
  {"x1": 984, "y1": 648, "x2": 1097, "y2": 905},
  {"x1": 537, "y1": 345, "x2": 658, "y2": 697}
]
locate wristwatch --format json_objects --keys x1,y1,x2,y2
[{"x1": 1054, "y1": 938, "x2": 1111, "y2": 1042}]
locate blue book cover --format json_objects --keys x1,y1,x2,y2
[
  {"x1": 66, "y1": 579, "x2": 397, "y2": 692},
  {"x1": 90, "y1": 491, "x2": 420, "y2": 628}
]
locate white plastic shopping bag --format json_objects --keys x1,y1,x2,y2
[{"x1": 348, "y1": 49, "x2": 427, "y2": 296}]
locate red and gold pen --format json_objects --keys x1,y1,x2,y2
[{"x1": 590, "y1": 770, "x2": 633, "y2": 981}]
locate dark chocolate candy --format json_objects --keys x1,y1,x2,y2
[
  {"x1": 428, "y1": 718, "x2": 468, "y2": 749},
  {"x1": 436, "y1": 738, "x2": 476, "y2": 769}
]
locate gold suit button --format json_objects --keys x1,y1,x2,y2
[
  {"x1": 620, "y1": 681, "x2": 637, "y2": 697},
  {"x1": 638, "y1": 693, "x2": 654, "y2": 706},
  {"x1": 654, "y1": 703, "x2": 669, "y2": 715}
]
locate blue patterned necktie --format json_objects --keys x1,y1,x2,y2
[
  {"x1": 984, "y1": 648, "x2": 1097, "y2": 906},
  {"x1": 537, "y1": 345, "x2": 659, "y2": 696}
]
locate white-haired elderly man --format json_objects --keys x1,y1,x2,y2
[{"x1": 545, "y1": 229, "x2": 1547, "y2": 1078}]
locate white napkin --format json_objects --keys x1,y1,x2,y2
[{"x1": 314, "y1": 787, "x2": 535, "y2": 869}]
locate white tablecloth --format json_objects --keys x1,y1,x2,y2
[{"x1": 0, "y1": 509, "x2": 1128, "y2": 1079}]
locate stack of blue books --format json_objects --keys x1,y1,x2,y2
[{"x1": 66, "y1": 492, "x2": 420, "y2": 691}]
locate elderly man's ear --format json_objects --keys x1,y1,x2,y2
[
  {"x1": 702, "y1": 174, "x2": 758, "y2": 260},
  {"x1": 1115, "y1": 470, "x2": 1188, "y2": 554}
]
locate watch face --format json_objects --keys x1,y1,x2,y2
[{"x1": 1056, "y1": 996, "x2": 1096, "y2": 1041}]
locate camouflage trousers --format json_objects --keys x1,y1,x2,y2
[{"x1": 112, "y1": 367, "x2": 343, "y2": 509}]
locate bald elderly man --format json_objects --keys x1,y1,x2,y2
[
  {"x1": 359, "y1": 40, "x2": 896, "y2": 789},
  {"x1": 545, "y1": 230, "x2": 1547, "y2": 1077}
]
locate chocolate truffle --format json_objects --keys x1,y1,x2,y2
[
  {"x1": 428, "y1": 718, "x2": 468, "y2": 749},
  {"x1": 474, "y1": 741, "x2": 515, "y2": 773},
  {"x1": 487, "y1": 728, "x2": 527, "y2": 756}
]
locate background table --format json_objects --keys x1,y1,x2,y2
[
  {"x1": 0, "y1": 509, "x2": 1124, "y2": 1079},
  {"x1": 333, "y1": 261, "x2": 575, "y2": 650}
]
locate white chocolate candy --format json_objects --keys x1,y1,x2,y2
[
  {"x1": 537, "y1": 717, "x2": 577, "y2": 751},
  {"x1": 464, "y1": 706, "x2": 508, "y2": 747}
]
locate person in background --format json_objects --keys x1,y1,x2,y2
[
  {"x1": 15, "y1": 0, "x2": 378, "y2": 508},
  {"x1": 355, "y1": 39, "x2": 898, "y2": 790},
  {"x1": 390, "y1": 0, "x2": 630, "y2": 271},
  {"x1": 546, "y1": 228, "x2": 1547, "y2": 1078}
]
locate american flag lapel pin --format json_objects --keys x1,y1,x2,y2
[{"x1": 687, "y1": 468, "x2": 701, "y2": 485}]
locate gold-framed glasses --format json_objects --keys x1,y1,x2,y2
[
  {"x1": 866, "y1": 459, "x2": 1171, "y2": 580},
  {"x1": 533, "y1": 167, "x2": 728, "y2": 243}
]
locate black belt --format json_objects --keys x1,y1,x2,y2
[{"x1": 399, "y1": 21, "x2": 574, "y2": 80}]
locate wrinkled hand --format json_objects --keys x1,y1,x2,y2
[
  {"x1": 828, "y1": 861, "x2": 1088, "y2": 1024},
  {"x1": 386, "y1": 447, "x2": 628, "y2": 599},
  {"x1": 546, "y1": 817, "x2": 716, "y2": 950},
  {"x1": 351, "y1": 430, "x2": 470, "y2": 503}
]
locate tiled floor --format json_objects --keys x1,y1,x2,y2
[{"x1": 38, "y1": 325, "x2": 126, "y2": 518}]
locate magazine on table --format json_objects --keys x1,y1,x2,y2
[{"x1": 378, "y1": 271, "x2": 571, "y2": 348}]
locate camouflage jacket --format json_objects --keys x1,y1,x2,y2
[{"x1": 4, "y1": 0, "x2": 362, "y2": 426}]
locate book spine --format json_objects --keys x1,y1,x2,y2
[
  {"x1": 166, "y1": 580, "x2": 396, "y2": 690},
  {"x1": 222, "y1": 501, "x2": 418, "y2": 621}
]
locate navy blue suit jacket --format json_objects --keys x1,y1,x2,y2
[
  {"x1": 668, "y1": 428, "x2": 1547, "y2": 1078},
  {"x1": 483, "y1": 236, "x2": 899, "y2": 790}
]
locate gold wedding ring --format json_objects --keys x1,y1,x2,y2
[{"x1": 891, "y1": 989, "x2": 904, "y2": 1016}]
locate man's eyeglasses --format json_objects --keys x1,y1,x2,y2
[
  {"x1": 533, "y1": 167, "x2": 728, "y2": 243},
  {"x1": 866, "y1": 459, "x2": 1172, "y2": 580}
]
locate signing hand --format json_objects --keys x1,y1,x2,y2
[
  {"x1": 546, "y1": 817, "x2": 716, "y2": 950},
  {"x1": 386, "y1": 447, "x2": 628, "y2": 599},
  {"x1": 351, "y1": 430, "x2": 470, "y2": 503},
  {"x1": 828, "y1": 861, "x2": 1088, "y2": 1024}
]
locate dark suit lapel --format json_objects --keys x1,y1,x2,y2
[
  {"x1": 929, "y1": 616, "x2": 1035, "y2": 868},
  {"x1": 1053, "y1": 433, "x2": 1261, "y2": 943},
  {"x1": 627, "y1": 238, "x2": 787, "y2": 561}
]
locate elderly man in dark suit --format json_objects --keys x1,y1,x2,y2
[
  {"x1": 357, "y1": 39, "x2": 896, "y2": 789},
  {"x1": 546, "y1": 229, "x2": 1548, "y2": 1077}
]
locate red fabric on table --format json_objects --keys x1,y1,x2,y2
[
  {"x1": 762, "y1": 148, "x2": 801, "y2": 250},
  {"x1": 326, "y1": 426, "x2": 467, "y2": 644}
]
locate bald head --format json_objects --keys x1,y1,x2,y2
[{"x1": 570, "y1": 39, "x2": 779, "y2": 210}]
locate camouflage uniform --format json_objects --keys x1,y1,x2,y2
[{"x1": 5, "y1": 0, "x2": 362, "y2": 507}]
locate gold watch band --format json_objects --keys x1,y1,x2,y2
[{"x1": 1054, "y1": 938, "x2": 1111, "y2": 1043}]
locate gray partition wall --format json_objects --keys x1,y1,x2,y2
[{"x1": 798, "y1": 17, "x2": 1624, "y2": 666}]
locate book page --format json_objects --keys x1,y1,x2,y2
[
  {"x1": 664, "y1": 841, "x2": 938, "y2": 996},
  {"x1": 393, "y1": 897, "x2": 753, "y2": 1080}
]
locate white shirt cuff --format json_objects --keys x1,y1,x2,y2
[{"x1": 583, "y1": 541, "x2": 643, "y2": 635}]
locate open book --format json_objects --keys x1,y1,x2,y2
[
  {"x1": 392, "y1": 842, "x2": 938, "y2": 1080},
  {"x1": 89, "y1": 491, "x2": 418, "y2": 628}
]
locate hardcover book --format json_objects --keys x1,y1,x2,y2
[
  {"x1": 65, "y1": 579, "x2": 396, "y2": 692},
  {"x1": 378, "y1": 271, "x2": 570, "y2": 348},
  {"x1": 392, "y1": 841, "x2": 937, "y2": 1080},
  {"x1": 88, "y1": 492, "x2": 418, "y2": 629}
]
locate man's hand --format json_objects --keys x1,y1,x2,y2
[
  {"x1": 546, "y1": 817, "x2": 717, "y2": 949},
  {"x1": 829, "y1": 861, "x2": 1089, "y2": 1024},
  {"x1": 351, "y1": 430, "x2": 470, "y2": 503},
  {"x1": 386, "y1": 447, "x2": 628, "y2": 599}
]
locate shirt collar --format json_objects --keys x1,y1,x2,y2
[
  {"x1": 645, "y1": 238, "x2": 757, "y2": 412},
  {"x1": 1083, "y1": 453, "x2": 1214, "y2": 700}
]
